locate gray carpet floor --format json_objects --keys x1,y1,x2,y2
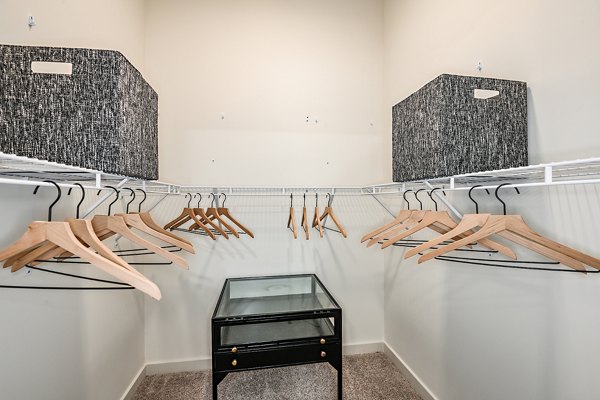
[{"x1": 134, "y1": 352, "x2": 423, "y2": 400}]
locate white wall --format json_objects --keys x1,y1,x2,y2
[
  {"x1": 0, "y1": 1, "x2": 148, "y2": 399},
  {"x1": 0, "y1": 185, "x2": 146, "y2": 400},
  {"x1": 0, "y1": 0, "x2": 146, "y2": 70},
  {"x1": 143, "y1": 193, "x2": 388, "y2": 364},
  {"x1": 143, "y1": 0, "x2": 385, "y2": 186},
  {"x1": 382, "y1": 1, "x2": 600, "y2": 399}
]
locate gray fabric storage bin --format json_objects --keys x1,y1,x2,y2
[
  {"x1": 0, "y1": 44, "x2": 158, "y2": 180},
  {"x1": 392, "y1": 74, "x2": 527, "y2": 182}
]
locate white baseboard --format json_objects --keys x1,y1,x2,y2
[
  {"x1": 343, "y1": 341, "x2": 384, "y2": 355},
  {"x1": 383, "y1": 342, "x2": 438, "y2": 400},
  {"x1": 146, "y1": 357, "x2": 212, "y2": 375},
  {"x1": 121, "y1": 364, "x2": 147, "y2": 400}
]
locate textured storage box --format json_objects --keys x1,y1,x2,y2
[
  {"x1": 392, "y1": 74, "x2": 527, "y2": 182},
  {"x1": 0, "y1": 44, "x2": 158, "y2": 179}
]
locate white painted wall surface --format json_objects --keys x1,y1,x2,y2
[
  {"x1": 143, "y1": 0, "x2": 385, "y2": 186},
  {"x1": 0, "y1": 0, "x2": 146, "y2": 70},
  {"x1": 0, "y1": 1, "x2": 148, "y2": 398},
  {"x1": 0, "y1": 185, "x2": 146, "y2": 400},
  {"x1": 143, "y1": 193, "x2": 388, "y2": 364},
  {"x1": 383, "y1": 0, "x2": 600, "y2": 177},
  {"x1": 382, "y1": 3, "x2": 600, "y2": 398}
]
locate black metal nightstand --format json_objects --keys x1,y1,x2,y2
[{"x1": 211, "y1": 274, "x2": 342, "y2": 399}]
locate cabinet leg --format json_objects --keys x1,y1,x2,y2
[
  {"x1": 212, "y1": 371, "x2": 227, "y2": 400},
  {"x1": 338, "y1": 366, "x2": 342, "y2": 400}
]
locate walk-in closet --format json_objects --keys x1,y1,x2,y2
[{"x1": 1, "y1": 1, "x2": 599, "y2": 399}]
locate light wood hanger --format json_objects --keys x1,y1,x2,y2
[
  {"x1": 316, "y1": 193, "x2": 347, "y2": 238},
  {"x1": 418, "y1": 184, "x2": 599, "y2": 271},
  {"x1": 202, "y1": 193, "x2": 240, "y2": 238},
  {"x1": 118, "y1": 188, "x2": 195, "y2": 253},
  {"x1": 216, "y1": 193, "x2": 255, "y2": 238},
  {"x1": 361, "y1": 189, "x2": 420, "y2": 242},
  {"x1": 300, "y1": 194, "x2": 309, "y2": 240},
  {"x1": 312, "y1": 193, "x2": 324, "y2": 238},
  {"x1": 166, "y1": 194, "x2": 221, "y2": 239},
  {"x1": 189, "y1": 193, "x2": 224, "y2": 238},
  {"x1": 0, "y1": 182, "x2": 161, "y2": 299},
  {"x1": 90, "y1": 187, "x2": 189, "y2": 269},
  {"x1": 367, "y1": 190, "x2": 428, "y2": 246},
  {"x1": 287, "y1": 194, "x2": 298, "y2": 239},
  {"x1": 380, "y1": 188, "x2": 516, "y2": 258},
  {"x1": 129, "y1": 188, "x2": 194, "y2": 248}
]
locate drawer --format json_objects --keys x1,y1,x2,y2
[{"x1": 214, "y1": 342, "x2": 340, "y2": 372}]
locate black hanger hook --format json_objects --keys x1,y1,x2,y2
[
  {"x1": 105, "y1": 186, "x2": 119, "y2": 216},
  {"x1": 326, "y1": 193, "x2": 333, "y2": 207},
  {"x1": 136, "y1": 189, "x2": 147, "y2": 212},
  {"x1": 196, "y1": 193, "x2": 202, "y2": 208},
  {"x1": 290, "y1": 193, "x2": 293, "y2": 208},
  {"x1": 494, "y1": 183, "x2": 520, "y2": 215},
  {"x1": 185, "y1": 193, "x2": 192, "y2": 208},
  {"x1": 315, "y1": 193, "x2": 319, "y2": 207},
  {"x1": 428, "y1": 188, "x2": 445, "y2": 211},
  {"x1": 124, "y1": 188, "x2": 135, "y2": 214},
  {"x1": 414, "y1": 189, "x2": 425, "y2": 210},
  {"x1": 467, "y1": 185, "x2": 489, "y2": 214},
  {"x1": 220, "y1": 193, "x2": 227, "y2": 207},
  {"x1": 209, "y1": 193, "x2": 216, "y2": 207},
  {"x1": 67, "y1": 183, "x2": 86, "y2": 218},
  {"x1": 403, "y1": 190, "x2": 413, "y2": 209},
  {"x1": 303, "y1": 193, "x2": 306, "y2": 207},
  {"x1": 33, "y1": 180, "x2": 61, "y2": 222}
]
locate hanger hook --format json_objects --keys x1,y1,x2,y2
[
  {"x1": 220, "y1": 192, "x2": 227, "y2": 207},
  {"x1": 104, "y1": 186, "x2": 119, "y2": 216},
  {"x1": 135, "y1": 189, "x2": 147, "y2": 212},
  {"x1": 185, "y1": 193, "x2": 192, "y2": 208},
  {"x1": 196, "y1": 193, "x2": 202, "y2": 208},
  {"x1": 124, "y1": 188, "x2": 135, "y2": 214},
  {"x1": 428, "y1": 188, "x2": 445, "y2": 211},
  {"x1": 468, "y1": 185, "x2": 489, "y2": 214},
  {"x1": 315, "y1": 193, "x2": 319, "y2": 207},
  {"x1": 414, "y1": 189, "x2": 425, "y2": 210},
  {"x1": 33, "y1": 180, "x2": 61, "y2": 222},
  {"x1": 209, "y1": 193, "x2": 216, "y2": 207},
  {"x1": 402, "y1": 190, "x2": 413, "y2": 209},
  {"x1": 494, "y1": 183, "x2": 520, "y2": 215},
  {"x1": 290, "y1": 193, "x2": 293, "y2": 208},
  {"x1": 303, "y1": 193, "x2": 306, "y2": 207},
  {"x1": 326, "y1": 193, "x2": 333, "y2": 208},
  {"x1": 67, "y1": 183, "x2": 86, "y2": 219}
]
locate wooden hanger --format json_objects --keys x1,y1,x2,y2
[
  {"x1": 361, "y1": 210, "x2": 413, "y2": 243},
  {"x1": 287, "y1": 194, "x2": 298, "y2": 239},
  {"x1": 202, "y1": 193, "x2": 240, "y2": 238},
  {"x1": 316, "y1": 193, "x2": 347, "y2": 238},
  {"x1": 187, "y1": 194, "x2": 232, "y2": 238},
  {"x1": 417, "y1": 184, "x2": 599, "y2": 271},
  {"x1": 300, "y1": 194, "x2": 309, "y2": 240},
  {"x1": 216, "y1": 193, "x2": 255, "y2": 238},
  {"x1": 0, "y1": 182, "x2": 161, "y2": 299},
  {"x1": 311, "y1": 193, "x2": 324, "y2": 238},
  {"x1": 128, "y1": 188, "x2": 194, "y2": 248},
  {"x1": 89, "y1": 187, "x2": 189, "y2": 269},
  {"x1": 117, "y1": 189, "x2": 195, "y2": 253},
  {"x1": 380, "y1": 189, "x2": 516, "y2": 258},
  {"x1": 166, "y1": 194, "x2": 221, "y2": 239}
]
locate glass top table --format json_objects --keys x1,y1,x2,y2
[
  {"x1": 211, "y1": 274, "x2": 343, "y2": 400},
  {"x1": 214, "y1": 274, "x2": 340, "y2": 319}
]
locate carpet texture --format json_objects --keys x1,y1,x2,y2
[{"x1": 134, "y1": 353, "x2": 423, "y2": 400}]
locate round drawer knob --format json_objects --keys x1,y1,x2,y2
[
  {"x1": 232, "y1": 359, "x2": 238, "y2": 367},
  {"x1": 231, "y1": 347, "x2": 238, "y2": 353},
  {"x1": 320, "y1": 338, "x2": 326, "y2": 345},
  {"x1": 321, "y1": 351, "x2": 327, "y2": 358}
]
